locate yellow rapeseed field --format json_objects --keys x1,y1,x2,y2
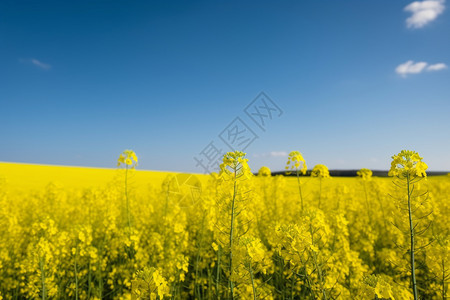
[{"x1": 0, "y1": 150, "x2": 448, "y2": 299}]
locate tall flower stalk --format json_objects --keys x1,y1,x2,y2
[
  {"x1": 357, "y1": 168, "x2": 373, "y2": 222},
  {"x1": 311, "y1": 164, "x2": 330, "y2": 209},
  {"x1": 389, "y1": 150, "x2": 428, "y2": 300},
  {"x1": 285, "y1": 151, "x2": 307, "y2": 212},
  {"x1": 219, "y1": 151, "x2": 252, "y2": 299},
  {"x1": 117, "y1": 150, "x2": 138, "y2": 233}
]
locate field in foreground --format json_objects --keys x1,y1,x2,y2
[{"x1": 0, "y1": 161, "x2": 448, "y2": 299}]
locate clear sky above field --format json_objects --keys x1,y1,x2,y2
[{"x1": 1, "y1": 0, "x2": 449, "y2": 173}]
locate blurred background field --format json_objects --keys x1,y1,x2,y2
[
  {"x1": 0, "y1": 162, "x2": 202, "y2": 192},
  {"x1": 1, "y1": 161, "x2": 447, "y2": 194}
]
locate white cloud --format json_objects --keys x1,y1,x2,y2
[
  {"x1": 396, "y1": 60, "x2": 428, "y2": 76},
  {"x1": 254, "y1": 151, "x2": 288, "y2": 158},
  {"x1": 19, "y1": 58, "x2": 51, "y2": 70},
  {"x1": 269, "y1": 151, "x2": 288, "y2": 157},
  {"x1": 427, "y1": 63, "x2": 448, "y2": 71},
  {"x1": 396, "y1": 60, "x2": 447, "y2": 76},
  {"x1": 31, "y1": 58, "x2": 51, "y2": 70},
  {"x1": 404, "y1": 0, "x2": 445, "y2": 28}
]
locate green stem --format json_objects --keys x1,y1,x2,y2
[
  {"x1": 298, "y1": 253, "x2": 316, "y2": 299},
  {"x1": 407, "y1": 174, "x2": 418, "y2": 300},
  {"x1": 195, "y1": 214, "x2": 206, "y2": 299},
  {"x1": 87, "y1": 260, "x2": 91, "y2": 299},
  {"x1": 290, "y1": 271, "x2": 295, "y2": 299},
  {"x1": 249, "y1": 263, "x2": 257, "y2": 300},
  {"x1": 207, "y1": 266, "x2": 212, "y2": 300},
  {"x1": 376, "y1": 192, "x2": 388, "y2": 234},
  {"x1": 40, "y1": 256, "x2": 46, "y2": 300},
  {"x1": 442, "y1": 258, "x2": 445, "y2": 300},
  {"x1": 98, "y1": 239, "x2": 104, "y2": 299},
  {"x1": 216, "y1": 245, "x2": 221, "y2": 298},
  {"x1": 318, "y1": 178, "x2": 322, "y2": 209},
  {"x1": 162, "y1": 181, "x2": 170, "y2": 261},
  {"x1": 313, "y1": 250, "x2": 327, "y2": 300},
  {"x1": 74, "y1": 245, "x2": 79, "y2": 300},
  {"x1": 296, "y1": 169, "x2": 304, "y2": 213},
  {"x1": 125, "y1": 165, "x2": 131, "y2": 232},
  {"x1": 229, "y1": 174, "x2": 237, "y2": 299},
  {"x1": 363, "y1": 181, "x2": 371, "y2": 223},
  {"x1": 281, "y1": 257, "x2": 285, "y2": 299},
  {"x1": 310, "y1": 225, "x2": 326, "y2": 300}
]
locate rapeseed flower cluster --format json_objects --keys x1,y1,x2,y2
[
  {"x1": 388, "y1": 150, "x2": 428, "y2": 178},
  {"x1": 285, "y1": 151, "x2": 307, "y2": 175},
  {"x1": 311, "y1": 164, "x2": 330, "y2": 178},
  {"x1": 357, "y1": 168, "x2": 373, "y2": 180}
]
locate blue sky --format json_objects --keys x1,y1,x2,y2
[{"x1": 1, "y1": 0, "x2": 449, "y2": 173}]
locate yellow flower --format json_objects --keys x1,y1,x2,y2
[
  {"x1": 247, "y1": 239, "x2": 265, "y2": 263},
  {"x1": 131, "y1": 152, "x2": 138, "y2": 163},
  {"x1": 132, "y1": 267, "x2": 170, "y2": 299},
  {"x1": 357, "y1": 168, "x2": 372, "y2": 180},
  {"x1": 219, "y1": 151, "x2": 252, "y2": 180},
  {"x1": 388, "y1": 150, "x2": 427, "y2": 177},
  {"x1": 311, "y1": 164, "x2": 330, "y2": 178},
  {"x1": 258, "y1": 166, "x2": 271, "y2": 176},
  {"x1": 212, "y1": 242, "x2": 219, "y2": 251},
  {"x1": 117, "y1": 154, "x2": 125, "y2": 166},
  {"x1": 117, "y1": 149, "x2": 138, "y2": 168},
  {"x1": 285, "y1": 151, "x2": 307, "y2": 175}
]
